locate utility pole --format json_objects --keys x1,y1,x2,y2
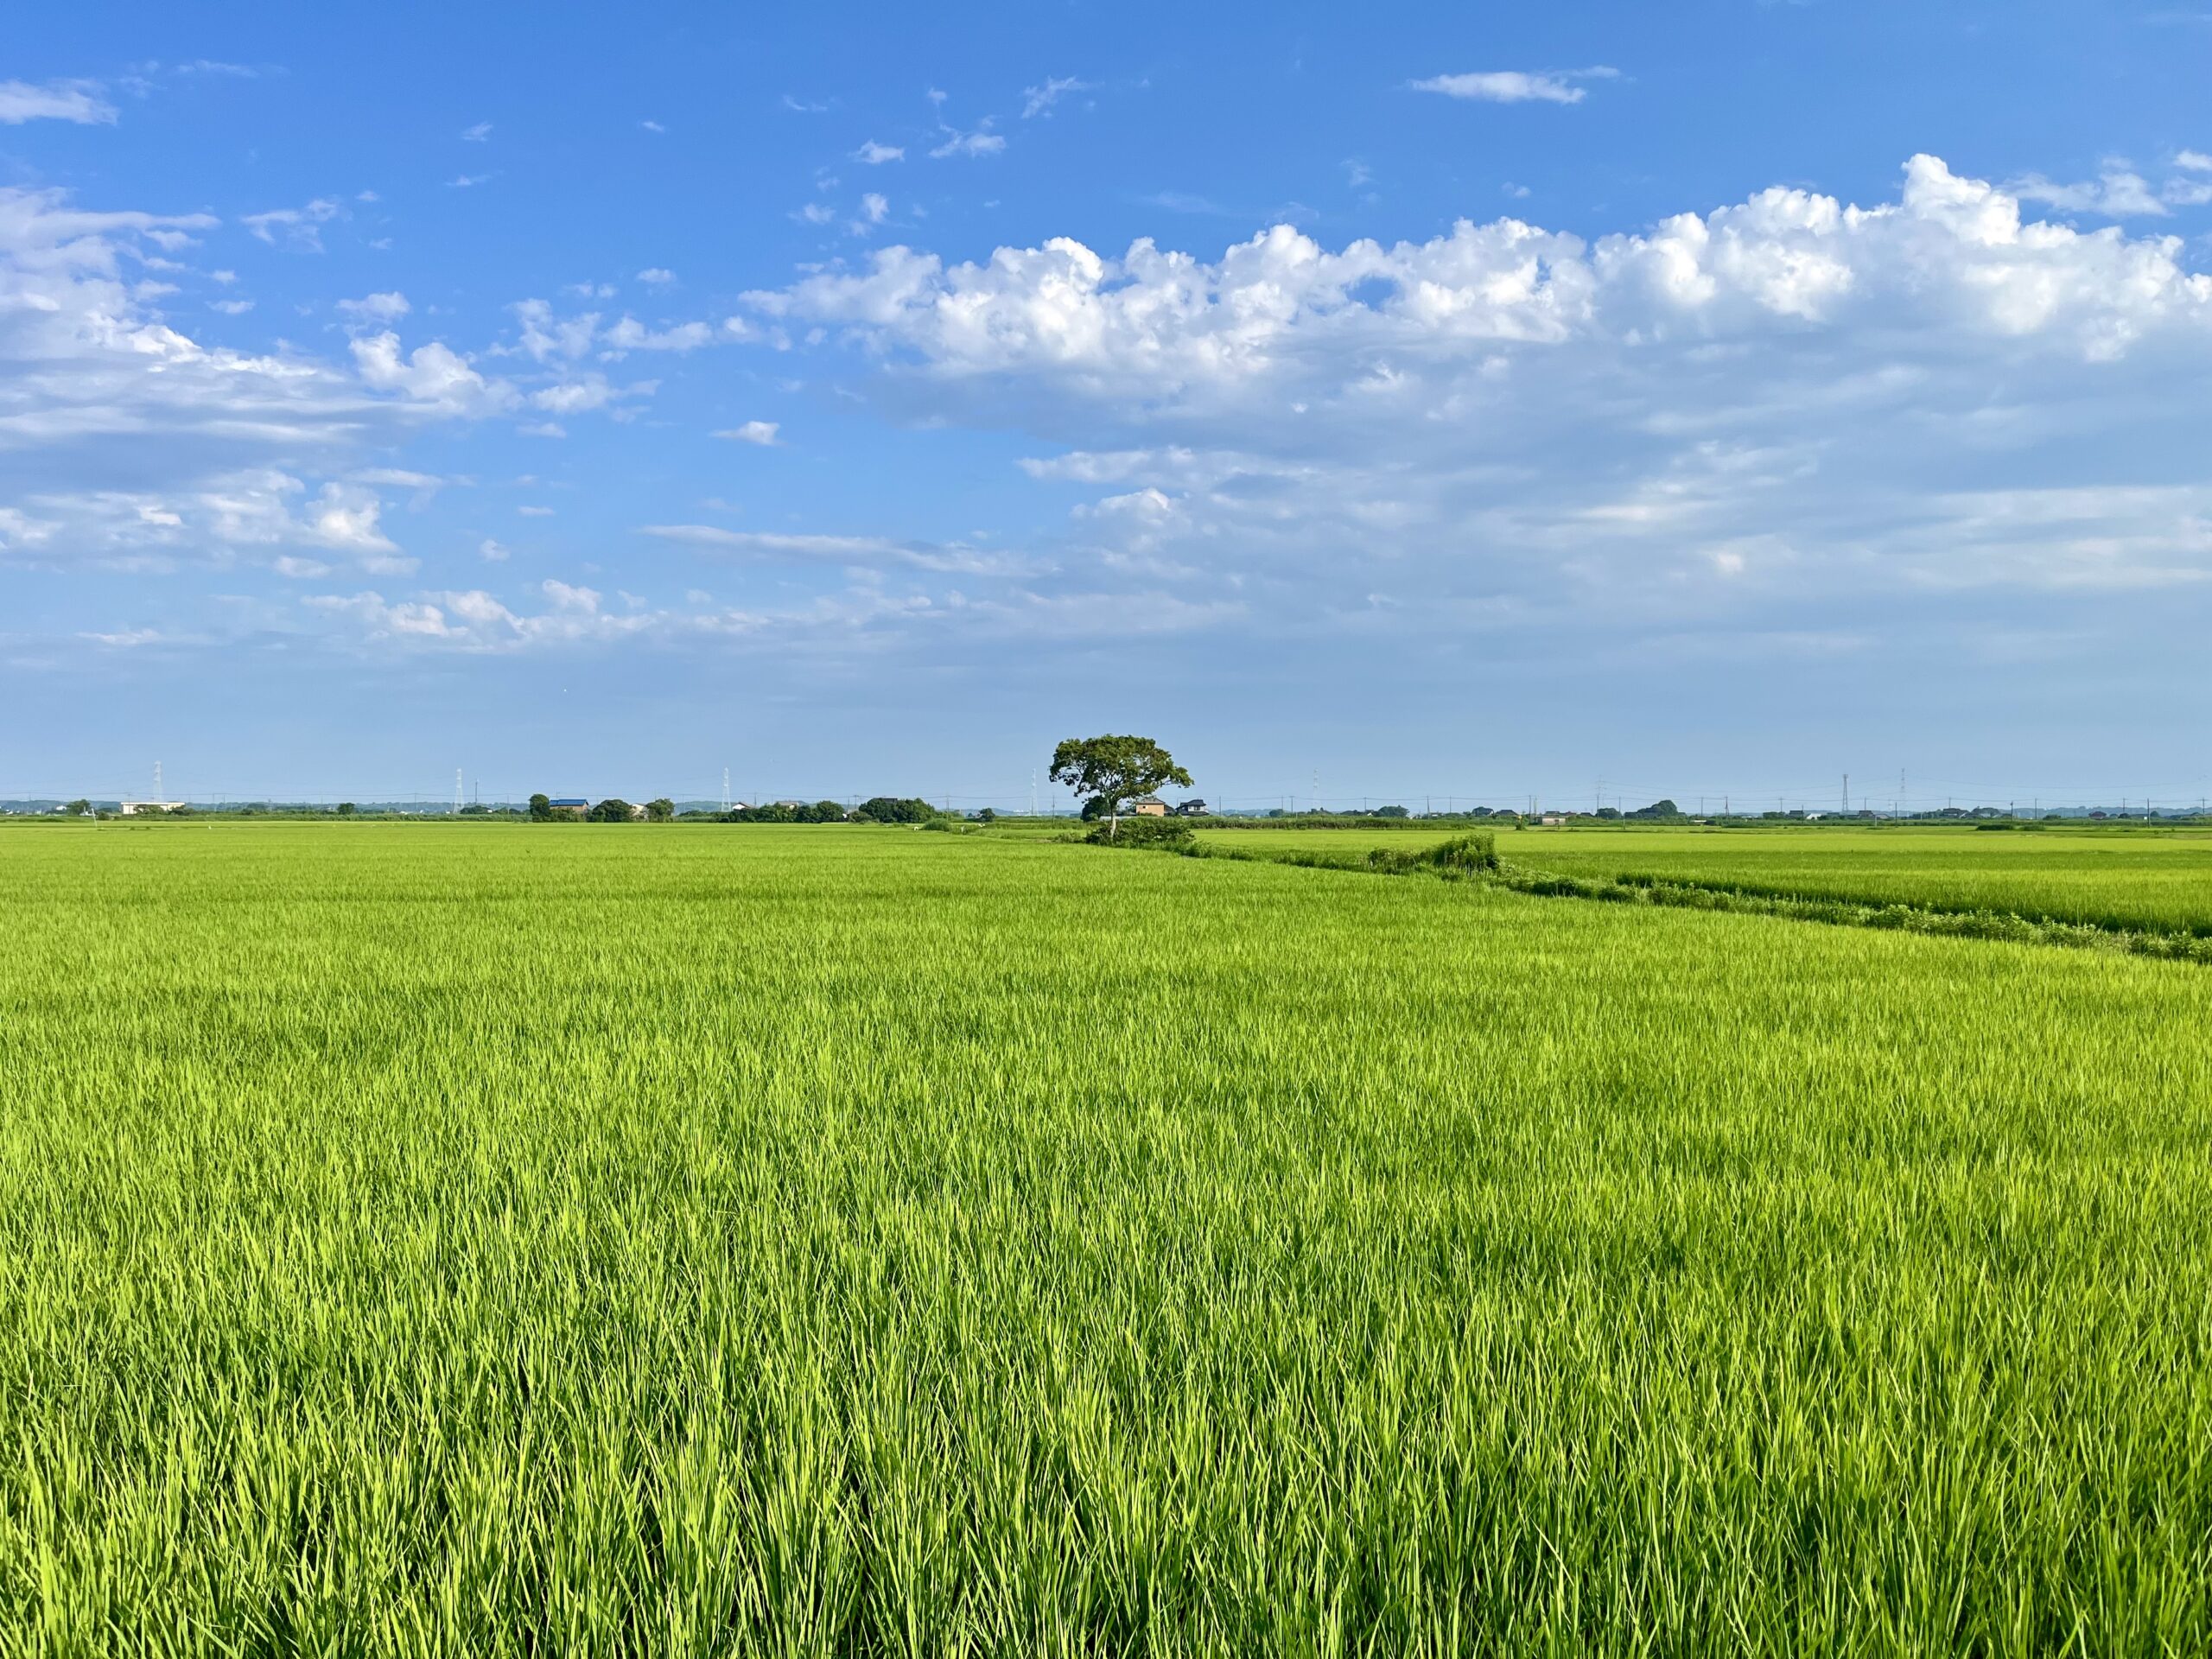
[
  {"x1": 1843, "y1": 773, "x2": 1849, "y2": 815},
  {"x1": 722, "y1": 768, "x2": 730, "y2": 811},
  {"x1": 154, "y1": 760, "x2": 162, "y2": 804},
  {"x1": 454, "y1": 768, "x2": 464, "y2": 816},
  {"x1": 1030, "y1": 770, "x2": 1037, "y2": 817}
]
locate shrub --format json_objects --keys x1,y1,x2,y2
[{"x1": 1086, "y1": 816, "x2": 1195, "y2": 849}]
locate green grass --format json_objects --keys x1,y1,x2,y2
[{"x1": 3, "y1": 823, "x2": 2209, "y2": 1654}]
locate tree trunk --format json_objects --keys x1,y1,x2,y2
[{"x1": 1109, "y1": 805, "x2": 1119, "y2": 839}]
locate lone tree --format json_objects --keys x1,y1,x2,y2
[{"x1": 1049, "y1": 734, "x2": 1192, "y2": 840}]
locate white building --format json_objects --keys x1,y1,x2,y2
[{"x1": 119, "y1": 801, "x2": 188, "y2": 816}]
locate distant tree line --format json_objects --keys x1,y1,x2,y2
[{"x1": 521, "y1": 793, "x2": 946, "y2": 824}]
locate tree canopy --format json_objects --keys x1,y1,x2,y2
[
  {"x1": 1049, "y1": 735, "x2": 1192, "y2": 838},
  {"x1": 852, "y1": 797, "x2": 940, "y2": 824},
  {"x1": 722, "y1": 799, "x2": 850, "y2": 823}
]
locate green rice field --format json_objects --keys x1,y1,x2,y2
[
  {"x1": 1198, "y1": 824, "x2": 2212, "y2": 935},
  {"x1": 3, "y1": 823, "x2": 2209, "y2": 1653}
]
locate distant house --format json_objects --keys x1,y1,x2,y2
[
  {"x1": 1128, "y1": 796, "x2": 1168, "y2": 817},
  {"x1": 1538, "y1": 813, "x2": 1565, "y2": 826},
  {"x1": 1173, "y1": 798, "x2": 1209, "y2": 817},
  {"x1": 548, "y1": 798, "x2": 588, "y2": 818},
  {"x1": 119, "y1": 800, "x2": 188, "y2": 817}
]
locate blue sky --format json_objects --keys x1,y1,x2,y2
[{"x1": 5, "y1": 2, "x2": 2212, "y2": 810}]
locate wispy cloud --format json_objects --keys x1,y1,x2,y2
[
  {"x1": 641, "y1": 523, "x2": 1030, "y2": 575},
  {"x1": 1410, "y1": 67, "x2": 1618, "y2": 105},
  {"x1": 927, "y1": 92, "x2": 1004, "y2": 157},
  {"x1": 336, "y1": 290, "x2": 411, "y2": 321},
  {"x1": 2011, "y1": 166, "x2": 2167, "y2": 218},
  {"x1": 243, "y1": 197, "x2": 341, "y2": 249},
  {"x1": 0, "y1": 78, "x2": 117, "y2": 124},
  {"x1": 460, "y1": 120, "x2": 492, "y2": 142},
  {"x1": 852, "y1": 139, "x2": 905, "y2": 164},
  {"x1": 1140, "y1": 190, "x2": 1228, "y2": 216},
  {"x1": 715, "y1": 421, "x2": 782, "y2": 446},
  {"x1": 1021, "y1": 76, "x2": 1093, "y2": 118},
  {"x1": 931, "y1": 124, "x2": 1004, "y2": 158}
]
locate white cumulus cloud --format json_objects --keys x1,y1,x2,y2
[{"x1": 733, "y1": 153, "x2": 2212, "y2": 634}]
